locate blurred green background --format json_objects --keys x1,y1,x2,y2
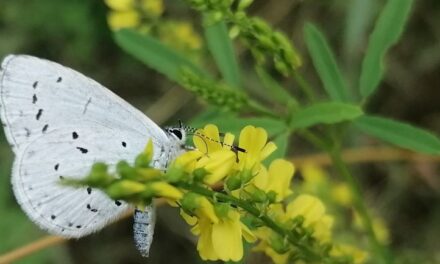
[{"x1": 0, "y1": 0, "x2": 439, "y2": 263}]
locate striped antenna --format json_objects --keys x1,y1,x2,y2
[{"x1": 180, "y1": 121, "x2": 246, "y2": 153}]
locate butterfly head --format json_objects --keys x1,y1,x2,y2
[{"x1": 164, "y1": 126, "x2": 186, "y2": 144}]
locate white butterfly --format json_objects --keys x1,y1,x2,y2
[{"x1": 0, "y1": 54, "x2": 187, "y2": 256}]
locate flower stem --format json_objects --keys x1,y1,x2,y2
[
  {"x1": 330, "y1": 149, "x2": 394, "y2": 264},
  {"x1": 292, "y1": 71, "x2": 316, "y2": 102},
  {"x1": 178, "y1": 182, "x2": 327, "y2": 262},
  {"x1": 246, "y1": 99, "x2": 279, "y2": 118}
]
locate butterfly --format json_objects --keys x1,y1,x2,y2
[{"x1": 0, "y1": 54, "x2": 187, "y2": 256}]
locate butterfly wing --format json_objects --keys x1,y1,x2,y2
[
  {"x1": 0, "y1": 55, "x2": 169, "y2": 153},
  {"x1": 1, "y1": 55, "x2": 168, "y2": 237}
]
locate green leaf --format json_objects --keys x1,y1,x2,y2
[
  {"x1": 114, "y1": 29, "x2": 206, "y2": 82},
  {"x1": 290, "y1": 102, "x2": 363, "y2": 129},
  {"x1": 203, "y1": 18, "x2": 241, "y2": 87},
  {"x1": 353, "y1": 115, "x2": 440, "y2": 155},
  {"x1": 359, "y1": 0, "x2": 413, "y2": 98},
  {"x1": 304, "y1": 23, "x2": 351, "y2": 102}
]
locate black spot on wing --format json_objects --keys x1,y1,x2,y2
[
  {"x1": 87, "y1": 204, "x2": 98, "y2": 212},
  {"x1": 51, "y1": 215, "x2": 56, "y2": 220},
  {"x1": 87, "y1": 187, "x2": 92, "y2": 194},
  {"x1": 24, "y1": 128, "x2": 31, "y2": 137},
  {"x1": 76, "y1": 147, "x2": 88, "y2": 154},
  {"x1": 57, "y1": 77, "x2": 62, "y2": 82},
  {"x1": 32, "y1": 94, "x2": 37, "y2": 104},
  {"x1": 122, "y1": 141, "x2": 127, "y2": 147},
  {"x1": 72, "y1": 132, "x2": 78, "y2": 139},
  {"x1": 76, "y1": 225, "x2": 82, "y2": 229},
  {"x1": 36, "y1": 109, "x2": 43, "y2": 120},
  {"x1": 54, "y1": 164, "x2": 59, "y2": 171},
  {"x1": 33, "y1": 81, "x2": 38, "y2": 88},
  {"x1": 115, "y1": 200, "x2": 121, "y2": 206},
  {"x1": 42, "y1": 124, "x2": 49, "y2": 133}
]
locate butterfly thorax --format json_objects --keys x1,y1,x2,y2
[{"x1": 151, "y1": 127, "x2": 187, "y2": 169}]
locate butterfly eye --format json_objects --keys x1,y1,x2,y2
[{"x1": 171, "y1": 129, "x2": 183, "y2": 140}]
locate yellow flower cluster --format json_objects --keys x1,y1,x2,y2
[
  {"x1": 104, "y1": 0, "x2": 202, "y2": 58},
  {"x1": 105, "y1": 0, "x2": 164, "y2": 30},
  {"x1": 74, "y1": 124, "x2": 368, "y2": 263},
  {"x1": 176, "y1": 124, "x2": 283, "y2": 261}
]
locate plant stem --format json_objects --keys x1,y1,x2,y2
[
  {"x1": 330, "y1": 149, "x2": 393, "y2": 264},
  {"x1": 292, "y1": 71, "x2": 316, "y2": 102},
  {"x1": 178, "y1": 182, "x2": 325, "y2": 262},
  {"x1": 246, "y1": 99, "x2": 279, "y2": 118}
]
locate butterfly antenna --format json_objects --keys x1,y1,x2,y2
[{"x1": 181, "y1": 123, "x2": 246, "y2": 154}]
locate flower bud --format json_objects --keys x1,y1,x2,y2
[
  {"x1": 226, "y1": 174, "x2": 242, "y2": 191},
  {"x1": 106, "y1": 180, "x2": 146, "y2": 199}
]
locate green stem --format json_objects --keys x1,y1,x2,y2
[
  {"x1": 178, "y1": 182, "x2": 324, "y2": 262},
  {"x1": 292, "y1": 71, "x2": 316, "y2": 102},
  {"x1": 330, "y1": 148, "x2": 393, "y2": 264},
  {"x1": 300, "y1": 128, "x2": 393, "y2": 263},
  {"x1": 246, "y1": 99, "x2": 279, "y2": 118}
]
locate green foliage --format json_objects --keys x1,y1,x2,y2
[
  {"x1": 203, "y1": 18, "x2": 241, "y2": 88},
  {"x1": 255, "y1": 67, "x2": 297, "y2": 106},
  {"x1": 185, "y1": 0, "x2": 301, "y2": 76},
  {"x1": 114, "y1": 29, "x2": 206, "y2": 83},
  {"x1": 179, "y1": 70, "x2": 248, "y2": 111},
  {"x1": 2, "y1": 0, "x2": 439, "y2": 263},
  {"x1": 290, "y1": 102, "x2": 363, "y2": 129},
  {"x1": 354, "y1": 115, "x2": 440, "y2": 155},
  {"x1": 304, "y1": 23, "x2": 351, "y2": 102},
  {"x1": 359, "y1": 0, "x2": 413, "y2": 98}
]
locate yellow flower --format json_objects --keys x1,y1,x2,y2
[
  {"x1": 159, "y1": 21, "x2": 203, "y2": 57},
  {"x1": 354, "y1": 212, "x2": 390, "y2": 244},
  {"x1": 238, "y1": 125, "x2": 277, "y2": 171},
  {"x1": 196, "y1": 150, "x2": 236, "y2": 185},
  {"x1": 331, "y1": 182, "x2": 353, "y2": 207},
  {"x1": 107, "y1": 10, "x2": 140, "y2": 30},
  {"x1": 300, "y1": 163, "x2": 328, "y2": 194},
  {"x1": 330, "y1": 244, "x2": 368, "y2": 264},
  {"x1": 193, "y1": 124, "x2": 234, "y2": 154},
  {"x1": 105, "y1": 0, "x2": 135, "y2": 11},
  {"x1": 253, "y1": 227, "x2": 290, "y2": 264},
  {"x1": 286, "y1": 194, "x2": 325, "y2": 226},
  {"x1": 181, "y1": 196, "x2": 254, "y2": 262},
  {"x1": 173, "y1": 150, "x2": 203, "y2": 173},
  {"x1": 181, "y1": 195, "x2": 219, "y2": 226},
  {"x1": 197, "y1": 210, "x2": 254, "y2": 261},
  {"x1": 141, "y1": 0, "x2": 164, "y2": 17},
  {"x1": 173, "y1": 22, "x2": 203, "y2": 50},
  {"x1": 148, "y1": 182, "x2": 183, "y2": 200},
  {"x1": 252, "y1": 159, "x2": 295, "y2": 202},
  {"x1": 286, "y1": 194, "x2": 333, "y2": 241}
]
